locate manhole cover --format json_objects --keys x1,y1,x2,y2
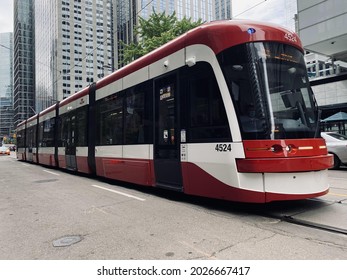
[{"x1": 53, "y1": 235, "x2": 82, "y2": 247}]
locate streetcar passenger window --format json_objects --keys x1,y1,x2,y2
[
  {"x1": 124, "y1": 81, "x2": 152, "y2": 144},
  {"x1": 96, "y1": 92, "x2": 124, "y2": 146},
  {"x1": 76, "y1": 107, "x2": 88, "y2": 146},
  {"x1": 16, "y1": 129, "x2": 25, "y2": 148},
  {"x1": 181, "y1": 62, "x2": 231, "y2": 142},
  {"x1": 59, "y1": 114, "x2": 76, "y2": 147},
  {"x1": 39, "y1": 118, "x2": 55, "y2": 147},
  {"x1": 59, "y1": 115, "x2": 67, "y2": 147},
  {"x1": 26, "y1": 125, "x2": 37, "y2": 149},
  {"x1": 96, "y1": 81, "x2": 152, "y2": 146}
]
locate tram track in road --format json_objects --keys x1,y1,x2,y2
[
  {"x1": 154, "y1": 187, "x2": 347, "y2": 237},
  {"x1": 259, "y1": 197, "x2": 347, "y2": 236},
  {"x1": 278, "y1": 214, "x2": 347, "y2": 236},
  {"x1": 257, "y1": 169, "x2": 347, "y2": 236}
]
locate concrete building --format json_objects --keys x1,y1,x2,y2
[
  {"x1": 138, "y1": 0, "x2": 215, "y2": 21},
  {"x1": 297, "y1": 0, "x2": 347, "y2": 132},
  {"x1": 297, "y1": 0, "x2": 347, "y2": 63},
  {"x1": 13, "y1": 0, "x2": 35, "y2": 127},
  {"x1": 215, "y1": 0, "x2": 232, "y2": 20},
  {"x1": 34, "y1": 0, "x2": 115, "y2": 111}
]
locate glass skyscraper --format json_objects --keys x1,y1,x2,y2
[
  {"x1": 34, "y1": 0, "x2": 58, "y2": 112},
  {"x1": 215, "y1": 0, "x2": 232, "y2": 20},
  {"x1": 139, "y1": 0, "x2": 214, "y2": 21},
  {"x1": 0, "y1": 33, "x2": 13, "y2": 100},
  {"x1": 0, "y1": 32, "x2": 14, "y2": 140},
  {"x1": 13, "y1": 0, "x2": 35, "y2": 126}
]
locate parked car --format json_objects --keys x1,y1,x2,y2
[
  {"x1": 0, "y1": 146, "x2": 11, "y2": 156},
  {"x1": 321, "y1": 132, "x2": 347, "y2": 169}
]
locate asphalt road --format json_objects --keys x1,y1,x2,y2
[{"x1": 0, "y1": 153, "x2": 346, "y2": 260}]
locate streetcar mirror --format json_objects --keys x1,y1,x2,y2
[
  {"x1": 281, "y1": 90, "x2": 303, "y2": 108},
  {"x1": 232, "y1": 65, "x2": 243, "y2": 71}
]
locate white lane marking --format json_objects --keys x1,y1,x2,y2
[
  {"x1": 43, "y1": 169, "x2": 60, "y2": 176},
  {"x1": 91, "y1": 184, "x2": 146, "y2": 201},
  {"x1": 21, "y1": 163, "x2": 31, "y2": 167}
]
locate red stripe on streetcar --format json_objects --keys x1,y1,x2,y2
[
  {"x1": 243, "y1": 139, "x2": 328, "y2": 158},
  {"x1": 236, "y1": 154, "x2": 333, "y2": 173}
]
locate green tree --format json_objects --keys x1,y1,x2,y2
[{"x1": 121, "y1": 10, "x2": 203, "y2": 65}]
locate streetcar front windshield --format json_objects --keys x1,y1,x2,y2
[{"x1": 218, "y1": 42, "x2": 319, "y2": 140}]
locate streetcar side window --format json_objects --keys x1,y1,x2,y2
[
  {"x1": 59, "y1": 115, "x2": 67, "y2": 147},
  {"x1": 124, "y1": 81, "x2": 153, "y2": 144},
  {"x1": 38, "y1": 118, "x2": 55, "y2": 147},
  {"x1": 16, "y1": 129, "x2": 25, "y2": 148},
  {"x1": 38, "y1": 122, "x2": 44, "y2": 147},
  {"x1": 26, "y1": 125, "x2": 37, "y2": 150},
  {"x1": 181, "y1": 62, "x2": 231, "y2": 142},
  {"x1": 76, "y1": 107, "x2": 88, "y2": 146},
  {"x1": 96, "y1": 81, "x2": 153, "y2": 146},
  {"x1": 96, "y1": 92, "x2": 124, "y2": 146},
  {"x1": 59, "y1": 113, "x2": 75, "y2": 147}
]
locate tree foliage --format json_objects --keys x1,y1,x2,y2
[{"x1": 121, "y1": 10, "x2": 203, "y2": 65}]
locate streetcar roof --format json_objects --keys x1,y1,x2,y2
[
  {"x1": 97, "y1": 19, "x2": 303, "y2": 90},
  {"x1": 39, "y1": 103, "x2": 57, "y2": 117},
  {"x1": 16, "y1": 120, "x2": 26, "y2": 129},
  {"x1": 28, "y1": 20, "x2": 303, "y2": 123},
  {"x1": 27, "y1": 114, "x2": 38, "y2": 123},
  {"x1": 59, "y1": 86, "x2": 90, "y2": 108}
]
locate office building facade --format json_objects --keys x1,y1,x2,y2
[
  {"x1": 13, "y1": 0, "x2": 35, "y2": 126},
  {"x1": 138, "y1": 0, "x2": 214, "y2": 21},
  {"x1": 297, "y1": 0, "x2": 347, "y2": 131},
  {"x1": 34, "y1": 0, "x2": 115, "y2": 110},
  {"x1": 21, "y1": 0, "x2": 233, "y2": 113},
  {"x1": 215, "y1": 0, "x2": 232, "y2": 20},
  {"x1": 0, "y1": 32, "x2": 14, "y2": 140}
]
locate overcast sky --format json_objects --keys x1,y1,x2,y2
[
  {"x1": 232, "y1": 0, "x2": 297, "y2": 31},
  {"x1": 0, "y1": 0, "x2": 13, "y2": 33}
]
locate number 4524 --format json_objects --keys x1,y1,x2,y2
[{"x1": 215, "y1": 144, "x2": 232, "y2": 152}]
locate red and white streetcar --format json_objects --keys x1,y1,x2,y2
[{"x1": 16, "y1": 20, "x2": 333, "y2": 203}]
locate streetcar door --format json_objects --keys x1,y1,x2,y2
[
  {"x1": 154, "y1": 74, "x2": 183, "y2": 190},
  {"x1": 64, "y1": 113, "x2": 77, "y2": 170}
]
